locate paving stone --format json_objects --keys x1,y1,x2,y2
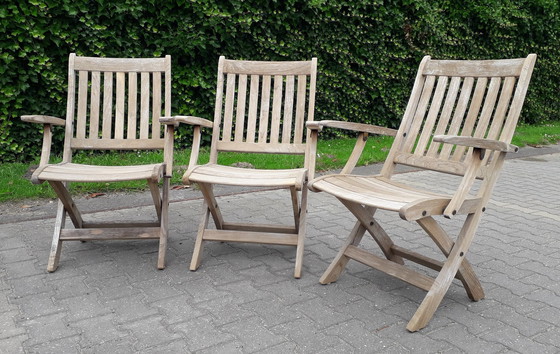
[
  {"x1": 0, "y1": 334, "x2": 27, "y2": 354},
  {"x1": 170, "y1": 315, "x2": 236, "y2": 352},
  {"x1": 11, "y1": 292, "x2": 63, "y2": 319},
  {"x1": 119, "y1": 315, "x2": 181, "y2": 350},
  {"x1": 26, "y1": 335, "x2": 81, "y2": 354},
  {"x1": 149, "y1": 295, "x2": 205, "y2": 325},
  {"x1": 0, "y1": 310, "x2": 26, "y2": 339},
  {"x1": 104, "y1": 293, "x2": 159, "y2": 324},
  {"x1": 221, "y1": 316, "x2": 287, "y2": 352},
  {"x1": 270, "y1": 317, "x2": 355, "y2": 353},
  {"x1": 21, "y1": 312, "x2": 79, "y2": 346},
  {"x1": 80, "y1": 337, "x2": 138, "y2": 354}
]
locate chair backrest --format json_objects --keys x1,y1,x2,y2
[
  {"x1": 62, "y1": 54, "x2": 172, "y2": 162},
  {"x1": 208, "y1": 57, "x2": 318, "y2": 167},
  {"x1": 381, "y1": 54, "x2": 536, "y2": 180}
]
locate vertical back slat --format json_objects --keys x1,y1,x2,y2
[
  {"x1": 246, "y1": 75, "x2": 259, "y2": 143},
  {"x1": 402, "y1": 75, "x2": 436, "y2": 153},
  {"x1": 414, "y1": 76, "x2": 448, "y2": 155},
  {"x1": 426, "y1": 76, "x2": 462, "y2": 157},
  {"x1": 282, "y1": 75, "x2": 295, "y2": 143},
  {"x1": 76, "y1": 71, "x2": 88, "y2": 139},
  {"x1": 127, "y1": 72, "x2": 137, "y2": 139},
  {"x1": 258, "y1": 75, "x2": 271, "y2": 143},
  {"x1": 140, "y1": 72, "x2": 150, "y2": 139},
  {"x1": 234, "y1": 74, "x2": 248, "y2": 142},
  {"x1": 473, "y1": 77, "x2": 501, "y2": 139},
  {"x1": 89, "y1": 71, "x2": 101, "y2": 139},
  {"x1": 451, "y1": 77, "x2": 485, "y2": 161},
  {"x1": 486, "y1": 77, "x2": 515, "y2": 140},
  {"x1": 152, "y1": 72, "x2": 162, "y2": 139},
  {"x1": 270, "y1": 75, "x2": 283, "y2": 143},
  {"x1": 294, "y1": 75, "x2": 307, "y2": 144},
  {"x1": 440, "y1": 77, "x2": 476, "y2": 159},
  {"x1": 115, "y1": 72, "x2": 125, "y2": 139},
  {"x1": 222, "y1": 73, "x2": 236, "y2": 142},
  {"x1": 102, "y1": 72, "x2": 113, "y2": 139}
]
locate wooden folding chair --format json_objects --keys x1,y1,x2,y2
[
  {"x1": 22, "y1": 54, "x2": 174, "y2": 272},
  {"x1": 161, "y1": 56, "x2": 317, "y2": 278},
  {"x1": 307, "y1": 54, "x2": 536, "y2": 331}
]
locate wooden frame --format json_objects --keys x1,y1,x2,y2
[
  {"x1": 162, "y1": 56, "x2": 317, "y2": 278},
  {"x1": 21, "y1": 54, "x2": 174, "y2": 272},
  {"x1": 307, "y1": 54, "x2": 536, "y2": 331}
]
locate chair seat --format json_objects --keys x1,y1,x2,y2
[
  {"x1": 186, "y1": 164, "x2": 307, "y2": 189},
  {"x1": 32, "y1": 162, "x2": 165, "y2": 184},
  {"x1": 310, "y1": 174, "x2": 480, "y2": 220}
]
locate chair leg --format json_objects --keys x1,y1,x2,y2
[
  {"x1": 198, "y1": 183, "x2": 224, "y2": 229},
  {"x1": 407, "y1": 212, "x2": 482, "y2": 332},
  {"x1": 417, "y1": 216, "x2": 484, "y2": 301},
  {"x1": 157, "y1": 177, "x2": 170, "y2": 270},
  {"x1": 148, "y1": 179, "x2": 163, "y2": 221},
  {"x1": 190, "y1": 201, "x2": 210, "y2": 271},
  {"x1": 290, "y1": 187, "x2": 300, "y2": 230},
  {"x1": 338, "y1": 200, "x2": 404, "y2": 265},
  {"x1": 47, "y1": 201, "x2": 66, "y2": 272},
  {"x1": 49, "y1": 181, "x2": 83, "y2": 228},
  {"x1": 320, "y1": 220, "x2": 367, "y2": 284},
  {"x1": 293, "y1": 187, "x2": 308, "y2": 279}
]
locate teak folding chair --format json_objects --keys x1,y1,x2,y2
[
  {"x1": 22, "y1": 54, "x2": 174, "y2": 272},
  {"x1": 307, "y1": 54, "x2": 536, "y2": 331},
  {"x1": 162, "y1": 56, "x2": 317, "y2": 278}
]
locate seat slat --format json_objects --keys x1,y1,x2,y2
[
  {"x1": 37, "y1": 162, "x2": 164, "y2": 182},
  {"x1": 189, "y1": 164, "x2": 306, "y2": 188}
]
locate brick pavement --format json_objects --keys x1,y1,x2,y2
[{"x1": 1, "y1": 147, "x2": 559, "y2": 353}]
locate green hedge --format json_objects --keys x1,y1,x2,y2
[{"x1": 2, "y1": 0, "x2": 559, "y2": 162}]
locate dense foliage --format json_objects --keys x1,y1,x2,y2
[{"x1": 2, "y1": 0, "x2": 559, "y2": 162}]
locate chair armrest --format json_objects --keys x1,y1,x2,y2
[
  {"x1": 306, "y1": 120, "x2": 397, "y2": 178},
  {"x1": 433, "y1": 135, "x2": 518, "y2": 153},
  {"x1": 160, "y1": 115, "x2": 213, "y2": 128},
  {"x1": 21, "y1": 115, "x2": 65, "y2": 126},
  {"x1": 307, "y1": 120, "x2": 398, "y2": 136},
  {"x1": 21, "y1": 115, "x2": 65, "y2": 170},
  {"x1": 433, "y1": 135, "x2": 517, "y2": 218},
  {"x1": 160, "y1": 116, "x2": 213, "y2": 183}
]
